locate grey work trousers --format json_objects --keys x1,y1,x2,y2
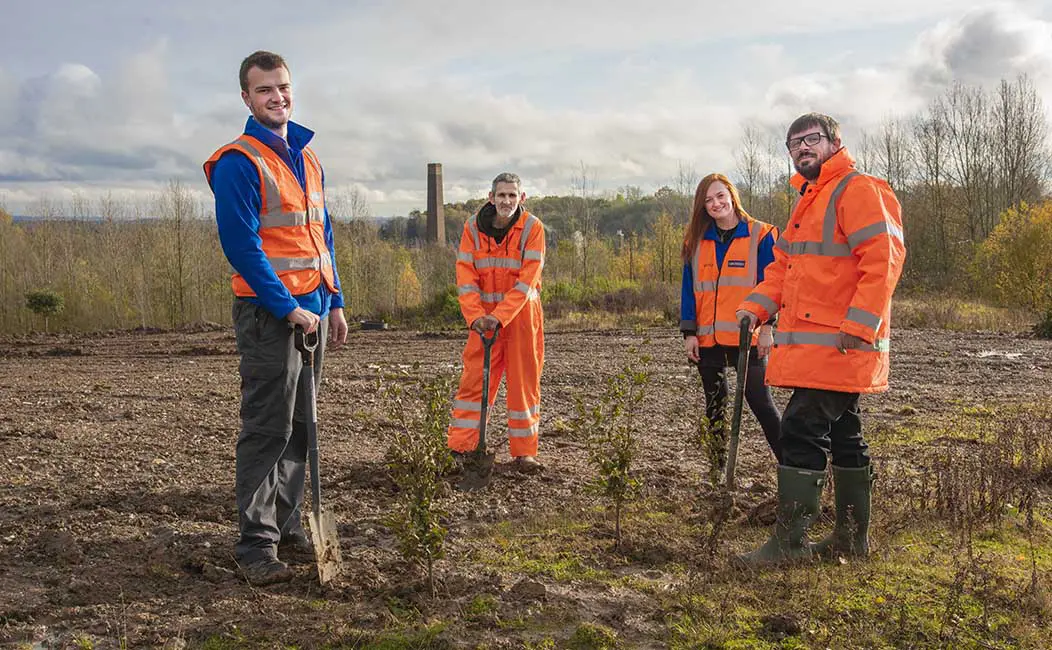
[{"x1": 231, "y1": 299, "x2": 327, "y2": 564}]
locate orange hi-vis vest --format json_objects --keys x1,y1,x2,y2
[
  {"x1": 690, "y1": 218, "x2": 777, "y2": 347},
  {"x1": 455, "y1": 209, "x2": 545, "y2": 328},
  {"x1": 203, "y1": 135, "x2": 336, "y2": 298},
  {"x1": 738, "y1": 148, "x2": 906, "y2": 394}
]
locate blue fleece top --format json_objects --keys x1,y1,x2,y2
[
  {"x1": 208, "y1": 117, "x2": 344, "y2": 319},
  {"x1": 680, "y1": 220, "x2": 777, "y2": 331}
]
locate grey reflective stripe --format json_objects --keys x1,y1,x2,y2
[
  {"x1": 847, "y1": 220, "x2": 905, "y2": 249},
  {"x1": 475, "y1": 258, "x2": 522, "y2": 269},
  {"x1": 782, "y1": 240, "x2": 852, "y2": 257},
  {"x1": 696, "y1": 325, "x2": 715, "y2": 336},
  {"x1": 259, "y1": 211, "x2": 309, "y2": 228},
  {"x1": 745, "y1": 292, "x2": 779, "y2": 315},
  {"x1": 679, "y1": 319, "x2": 696, "y2": 331},
  {"x1": 694, "y1": 280, "x2": 717, "y2": 292},
  {"x1": 513, "y1": 281, "x2": 531, "y2": 294},
  {"x1": 824, "y1": 172, "x2": 859, "y2": 244},
  {"x1": 523, "y1": 250, "x2": 544, "y2": 261},
  {"x1": 508, "y1": 423, "x2": 539, "y2": 438},
  {"x1": 774, "y1": 330, "x2": 889, "y2": 351},
  {"x1": 457, "y1": 251, "x2": 474, "y2": 262},
  {"x1": 234, "y1": 138, "x2": 284, "y2": 217},
  {"x1": 468, "y1": 216, "x2": 481, "y2": 249},
  {"x1": 453, "y1": 399, "x2": 481, "y2": 412},
  {"x1": 748, "y1": 222, "x2": 762, "y2": 286},
  {"x1": 718, "y1": 277, "x2": 753, "y2": 288},
  {"x1": 846, "y1": 306, "x2": 882, "y2": 330},
  {"x1": 480, "y1": 292, "x2": 504, "y2": 302},
  {"x1": 270, "y1": 256, "x2": 321, "y2": 271},
  {"x1": 775, "y1": 237, "x2": 789, "y2": 253},
  {"x1": 307, "y1": 204, "x2": 323, "y2": 224},
  {"x1": 458, "y1": 284, "x2": 480, "y2": 296},
  {"x1": 508, "y1": 405, "x2": 540, "y2": 420},
  {"x1": 519, "y1": 215, "x2": 537, "y2": 258},
  {"x1": 714, "y1": 321, "x2": 739, "y2": 332},
  {"x1": 450, "y1": 418, "x2": 480, "y2": 430}
]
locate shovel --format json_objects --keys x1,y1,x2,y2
[
  {"x1": 458, "y1": 327, "x2": 499, "y2": 492},
  {"x1": 723, "y1": 316, "x2": 752, "y2": 491},
  {"x1": 294, "y1": 325, "x2": 343, "y2": 585}
]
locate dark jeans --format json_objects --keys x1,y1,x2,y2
[
  {"x1": 231, "y1": 299, "x2": 327, "y2": 563},
  {"x1": 781, "y1": 388, "x2": 868, "y2": 471},
  {"x1": 697, "y1": 345, "x2": 782, "y2": 462}
]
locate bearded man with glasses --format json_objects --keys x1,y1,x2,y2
[{"x1": 734, "y1": 112, "x2": 906, "y2": 567}]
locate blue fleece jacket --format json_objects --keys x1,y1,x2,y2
[
  {"x1": 208, "y1": 117, "x2": 344, "y2": 319},
  {"x1": 680, "y1": 220, "x2": 777, "y2": 332}
]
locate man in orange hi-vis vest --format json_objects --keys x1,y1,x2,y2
[
  {"x1": 735, "y1": 113, "x2": 906, "y2": 568},
  {"x1": 203, "y1": 51, "x2": 348, "y2": 586},
  {"x1": 448, "y1": 172, "x2": 546, "y2": 474}
]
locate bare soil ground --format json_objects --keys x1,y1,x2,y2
[{"x1": 1, "y1": 325, "x2": 1050, "y2": 648}]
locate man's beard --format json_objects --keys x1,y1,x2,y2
[{"x1": 794, "y1": 158, "x2": 821, "y2": 181}]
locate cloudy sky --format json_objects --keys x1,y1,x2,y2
[{"x1": 2, "y1": 0, "x2": 1051, "y2": 217}]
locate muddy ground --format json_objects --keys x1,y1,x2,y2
[{"x1": 1, "y1": 324, "x2": 1050, "y2": 648}]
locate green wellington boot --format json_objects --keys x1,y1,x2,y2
[
  {"x1": 811, "y1": 464, "x2": 873, "y2": 559},
  {"x1": 735, "y1": 465, "x2": 826, "y2": 568}
]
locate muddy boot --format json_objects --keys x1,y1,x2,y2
[
  {"x1": 735, "y1": 465, "x2": 825, "y2": 568},
  {"x1": 812, "y1": 465, "x2": 873, "y2": 559}
]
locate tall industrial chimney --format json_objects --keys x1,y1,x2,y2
[{"x1": 426, "y1": 163, "x2": 445, "y2": 244}]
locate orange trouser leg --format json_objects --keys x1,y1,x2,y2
[
  {"x1": 505, "y1": 307, "x2": 544, "y2": 458},
  {"x1": 447, "y1": 332, "x2": 506, "y2": 453}
]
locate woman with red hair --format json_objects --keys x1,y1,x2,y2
[{"x1": 680, "y1": 173, "x2": 782, "y2": 468}]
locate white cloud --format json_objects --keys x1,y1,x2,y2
[{"x1": 2, "y1": 1, "x2": 1051, "y2": 216}]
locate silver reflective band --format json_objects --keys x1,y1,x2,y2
[
  {"x1": 714, "y1": 321, "x2": 740, "y2": 332},
  {"x1": 270, "y1": 256, "x2": 321, "y2": 271},
  {"x1": 508, "y1": 423, "x2": 539, "y2": 438},
  {"x1": 453, "y1": 399, "x2": 482, "y2": 412},
  {"x1": 469, "y1": 218, "x2": 481, "y2": 249},
  {"x1": 696, "y1": 325, "x2": 715, "y2": 335},
  {"x1": 508, "y1": 405, "x2": 540, "y2": 420},
  {"x1": 233, "y1": 138, "x2": 284, "y2": 217},
  {"x1": 457, "y1": 251, "x2": 474, "y2": 262},
  {"x1": 694, "y1": 280, "x2": 717, "y2": 292},
  {"x1": 823, "y1": 172, "x2": 859, "y2": 244},
  {"x1": 847, "y1": 220, "x2": 905, "y2": 249},
  {"x1": 259, "y1": 211, "x2": 309, "y2": 229},
  {"x1": 746, "y1": 293, "x2": 779, "y2": 315},
  {"x1": 846, "y1": 306, "x2": 882, "y2": 331},
  {"x1": 718, "y1": 277, "x2": 754, "y2": 288},
  {"x1": 519, "y1": 215, "x2": 537, "y2": 257},
  {"x1": 480, "y1": 292, "x2": 504, "y2": 302},
  {"x1": 523, "y1": 250, "x2": 544, "y2": 261},
  {"x1": 458, "y1": 284, "x2": 480, "y2": 296},
  {"x1": 450, "y1": 418, "x2": 480, "y2": 430},
  {"x1": 782, "y1": 241, "x2": 852, "y2": 257},
  {"x1": 475, "y1": 258, "x2": 522, "y2": 269},
  {"x1": 774, "y1": 330, "x2": 889, "y2": 352}
]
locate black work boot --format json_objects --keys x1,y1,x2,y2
[
  {"x1": 812, "y1": 464, "x2": 873, "y2": 559},
  {"x1": 239, "y1": 556, "x2": 294, "y2": 586},
  {"x1": 278, "y1": 530, "x2": 315, "y2": 565},
  {"x1": 735, "y1": 465, "x2": 825, "y2": 568}
]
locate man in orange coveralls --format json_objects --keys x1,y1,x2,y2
[
  {"x1": 447, "y1": 172, "x2": 546, "y2": 473},
  {"x1": 735, "y1": 113, "x2": 906, "y2": 567}
]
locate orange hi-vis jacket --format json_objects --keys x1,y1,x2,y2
[
  {"x1": 738, "y1": 148, "x2": 906, "y2": 394},
  {"x1": 447, "y1": 206, "x2": 546, "y2": 457},
  {"x1": 203, "y1": 135, "x2": 336, "y2": 298},
  {"x1": 689, "y1": 218, "x2": 778, "y2": 348}
]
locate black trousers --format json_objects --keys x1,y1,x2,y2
[
  {"x1": 231, "y1": 299, "x2": 327, "y2": 563},
  {"x1": 697, "y1": 345, "x2": 782, "y2": 462},
  {"x1": 781, "y1": 388, "x2": 868, "y2": 471}
]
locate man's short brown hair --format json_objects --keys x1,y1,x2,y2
[
  {"x1": 239, "y1": 51, "x2": 289, "y2": 92},
  {"x1": 787, "y1": 112, "x2": 841, "y2": 143}
]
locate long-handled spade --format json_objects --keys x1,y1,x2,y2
[
  {"x1": 458, "y1": 327, "x2": 499, "y2": 492},
  {"x1": 723, "y1": 316, "x2": 753, "y2": 491},
  {"x1": 294, "y1": 325, "x2": 343, "y2": 585}
]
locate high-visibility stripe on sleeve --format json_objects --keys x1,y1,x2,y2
[
  {"x1": 745, "y1": 293, "x2": 779, "y2": 315},
  {"x1": 845, "y1": 306, "x2": 882, "y2": 331}
]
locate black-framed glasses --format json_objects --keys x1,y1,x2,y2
[{"x1": 785, "y1": 132, "x2": 828, "y2": 151}]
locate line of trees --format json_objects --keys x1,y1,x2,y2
[{"x1": 0, "y1": 74, "x2": 1048, "y2": 335}]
